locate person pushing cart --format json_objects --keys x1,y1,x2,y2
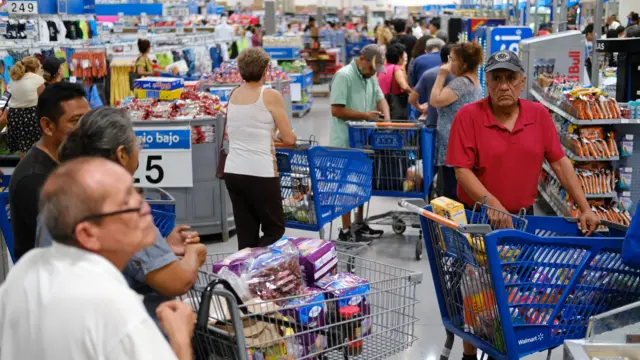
[
  {"x1": 444, "y1": 50, "x2": 600, "y2": 359},
  {"x1": 329, "y1": 44, "x2": 390, "y2": 242}
]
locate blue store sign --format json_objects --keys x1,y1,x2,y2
[{"x1": 489, "y1": 26, "x2": 533, "y2": 56}]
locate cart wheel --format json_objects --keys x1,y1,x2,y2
[
  {"x1": 392, "y1": 219, "x2": 406, "y2": 235},
  {"x1": 415, "y1": 237, "x2": 423, "y2": 261}
]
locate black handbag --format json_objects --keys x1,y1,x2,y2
[{"x1": 384, "y1": 65, "x2": 408, "y2": 120}]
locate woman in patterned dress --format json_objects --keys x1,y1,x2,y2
[{"x1": 7, "y1": 56, "x2": 45, "y2": 154}]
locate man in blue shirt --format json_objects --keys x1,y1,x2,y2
[
  {"x1": 409, "y1": 44, "x2": 453, "y2": 126},
  {"x1": 410, "y1": 38, "x2": 445, "y2": 86}
]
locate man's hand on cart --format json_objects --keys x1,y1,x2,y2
[
  {"x1": 156, "y1": 299, "x2": 196, "y2": 360},
  {"x1": 486, "y1": 199, "x2": 514, "y2": 229},
  {"x1": 580, "y1": 209, "x2": 600, "y2": 236},
  {"x1": 364, "y1": 111, "x2": 384, "y2": 121},
  {"x1": 167, "y1": 225, "x2": 201, "y2": 256}
]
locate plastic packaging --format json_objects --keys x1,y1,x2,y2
[{"x1": 242, "y1": 246, "x2": 304, "y2": 301}]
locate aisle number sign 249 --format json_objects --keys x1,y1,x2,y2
[
  {"x1": 134, "y1": 126, "x2": 193, "y2": 188},
  {"x1": 7, "y1": 0, "x2": 38, "y2": 14}
]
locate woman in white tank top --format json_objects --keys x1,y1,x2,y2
[{"x1": 223, "y1": 48, "x2": 296, "y2": 250}]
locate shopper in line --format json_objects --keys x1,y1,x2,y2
[
  {"x1": 224, "y1": 48, "x2": 296, "y2": 250},
  {"x1": 428, "y1": 18, "x2": 441, "y2": 36},
  {"x1": 135, "y1": 39, "x2": 162, "y2": 78},
  {"x1": 625, "y1": 12, "x2": 639, "y2": 36},
  {"x1": 0, "y1": 157, "x2": 195, "y2": 360},
  {"x1": 392, "y1": 19, "x2": 417, "y2": 71},
  {"x1": 447, "y1": 50, "x2": 600, "y2": 227},
  {"x1": 42, "y1": 56, "x2": 65, "y2": 87},
  {"x1": 378, "y1": 42, "x2": 411, "y2": 120},
  {"x1": 330, "y1": 44, "x2": 389, "y2": 241},
  {"x1": 410, "y1": 38, "x2": 445, "y2": 87},
  {"x1": 583, "y1": 23, "x2": 595, "y2": 79},
  {"x1": 409, "y1": 44, "x2": 453, "y2": 125},
  {"x1": 376, "y1": 21, "x2": 393, "y2": 52},
  {"x1": 7, "y1": 56, "x2": 45, "y2": 155},
  {"x1": 51, "y1": 107, "x2": 206, "y2": 321},
  {"x1": 9, "y1": 82, "x2": 90, "y2": 260},
  {"x1": 430, "y1": 42, "x2": 483, "y2": 201},
  {"x1": 407, "y1": 35, "x2": 429, "y2": 82}
]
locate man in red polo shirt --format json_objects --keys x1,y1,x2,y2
[{"x1": 446, "y1": 50, "x2": 599, "y2": 234}]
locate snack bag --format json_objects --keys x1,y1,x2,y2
[
  {"x1": 242, "y1": 246, "x2": 304, "y2": 302},
  {"x1": 212, "y1": 247, "x2": 270, "y2": 276}
]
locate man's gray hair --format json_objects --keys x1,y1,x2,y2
[
  {"x1": 58, "y1": 107, "x2": 135, "y2": 163},
  {"x1": 435, "y1": 30, "x2": 449, "y2": 43},
  {"x1": 426, "y1": 38, "x2": 446, "y2": 52},
  {"x1": 40, "y1": 158, "x2": 108, "y2": 246}
]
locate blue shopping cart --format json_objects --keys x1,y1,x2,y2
[
  {"x1": 276, "y1": 141, "x2": 373, "y2": 242},
  {"x1": 348, "y1": 121, "x2": 436, "y2": 260},
  {"x1": 399, "y1": 199, "x2": 638, "y2": 360},
  {"x1": 0, "y1": 175, "x2": 15, "y2": 263}
]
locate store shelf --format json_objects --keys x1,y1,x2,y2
[
  {"x1": 538, "y1": 183, "x2": 571, "y2": 217},
  {"x1": 530, "y1": 88, "x2": 628, "y2": 125},
  {"x1": 541, "y1": 161, "x2": 617, "y2": 200},
  {"x1": 561, "y1": 143, "x2": 619, "y2": 162}
]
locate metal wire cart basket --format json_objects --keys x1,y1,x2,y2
[
  {"x1": 187, "y1": 252, "x2": 423, "y2": 360},
  {"x1": 400, "y1": 199, "x2": 639, "y2": 360}
]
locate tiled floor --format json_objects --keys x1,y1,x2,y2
[{"x1": 206, "y1": 97, "x2": 564, "y2": 360}]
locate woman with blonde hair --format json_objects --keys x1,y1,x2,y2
[{"x1": 7, "y1": 56, "x2": 45, "y2": 154}]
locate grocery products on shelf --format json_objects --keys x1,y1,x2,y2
[
  {"x1": 119, "y1": 91, "x2": 226, "y2": 121},
  {"x1": 201, "y1": 61, "x2": 289, "y2": 84},
  {"x1": 280, "y1": 60, "x2": 309, "y2": 74},
  {"x1": 537, "y1": 79, "x2": 621, "y2": 121}
]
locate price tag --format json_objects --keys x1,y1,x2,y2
[
  {"x1": 114, "y1": 21, "x2": 123, "y2": 33},
  {"x1": 134, "y1": 126, "x2": 193, "y2": 187},
  {"x1": 7, "y1": 0, "x2": 38, "y2": 15}
]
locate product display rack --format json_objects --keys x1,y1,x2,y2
[
  {"x1": 203, "y1": 80, "x2": 293, "y2": 121},
  {"x1": 289, "y1": 68, "x2": 314, "y2": 118},
  {"x1": 534, "y1": 85, "x2": 640, "y2": 225}
]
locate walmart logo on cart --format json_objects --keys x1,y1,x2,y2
[
  {"x1": 135, "y1": 129, "x2": 191, "y2": 150},
  {"x1": 518, "y1": 333, "x2": 544, "y2": 345}
]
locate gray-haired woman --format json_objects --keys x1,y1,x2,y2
[{"x1": 37, "y1": 107, "x2": 206, "y2": 322}]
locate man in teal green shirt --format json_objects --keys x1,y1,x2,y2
[{"x1": 330, "y1": 44, "x2": 390, "y2": 241}]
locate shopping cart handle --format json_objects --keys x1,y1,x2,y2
[
  {"x1": 563, "y1": 217, "x2": 628, "y2": 232},
  {"x1": 196, "y1": 279, "x2": 247, "y2": 329},
  {"x1": 398, "y1": 199, "x2": 462, "y2": 230}
]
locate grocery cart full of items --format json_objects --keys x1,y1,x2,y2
[
  {"x1": 400, "y1": 199, "x2": 640, "y2": 360},
  {"x1": 187, "y1": 236, "x2": 422, "y2": 360},
  {"x1": 276, "y1": 140, "x2": 373, "y2": 255},
  {"x1": 347, "y1": 121, "x2": 435, "y2": 260}
]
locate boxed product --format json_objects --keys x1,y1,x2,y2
[
  {"x1": 285, "y1": 238, "x2": 337, "y2": 285},
  {"x1": 621, "y1": 134, "x2": 634, "y2": 157},
  {"x1": 282, "y1": 287, "x2": 327, "y2": 357},
  {"x1": 430, "y1": 196, "x2": 472, "y2": 250},
  {"x1": 315, "y1": 273, "x2": 372, "y2": 337},
  {"x1": 212, "y1": 247, "x2": 270, "y2": 276},
  {"x1": 618, "y1": 167, "x2": 632, "y2": 191},
  {"x1": 134, "y1": 77, "x2": 184, "y2": 100}
]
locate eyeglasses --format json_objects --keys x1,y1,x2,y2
[{"x1": 72, "y1": 206, "x2": 143, "y2": 236}]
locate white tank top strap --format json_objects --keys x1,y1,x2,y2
[{"x1": 257, "y1": 86, "x2": 266, "y2": 107}]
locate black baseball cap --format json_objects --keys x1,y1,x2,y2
[
  {"x1": 42, "y1": 56, "x2": 65, "y2": 77},
  {"x1": 485, "y1": 50, "x2": 525, "y2": 73}
]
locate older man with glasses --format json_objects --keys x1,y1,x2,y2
[
  {"x1": 0, "y1": 158, "x2": 195, "y2": 360},
  {"x1": 446, "y1": 50, "x2": 599, "y2": 232}
]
